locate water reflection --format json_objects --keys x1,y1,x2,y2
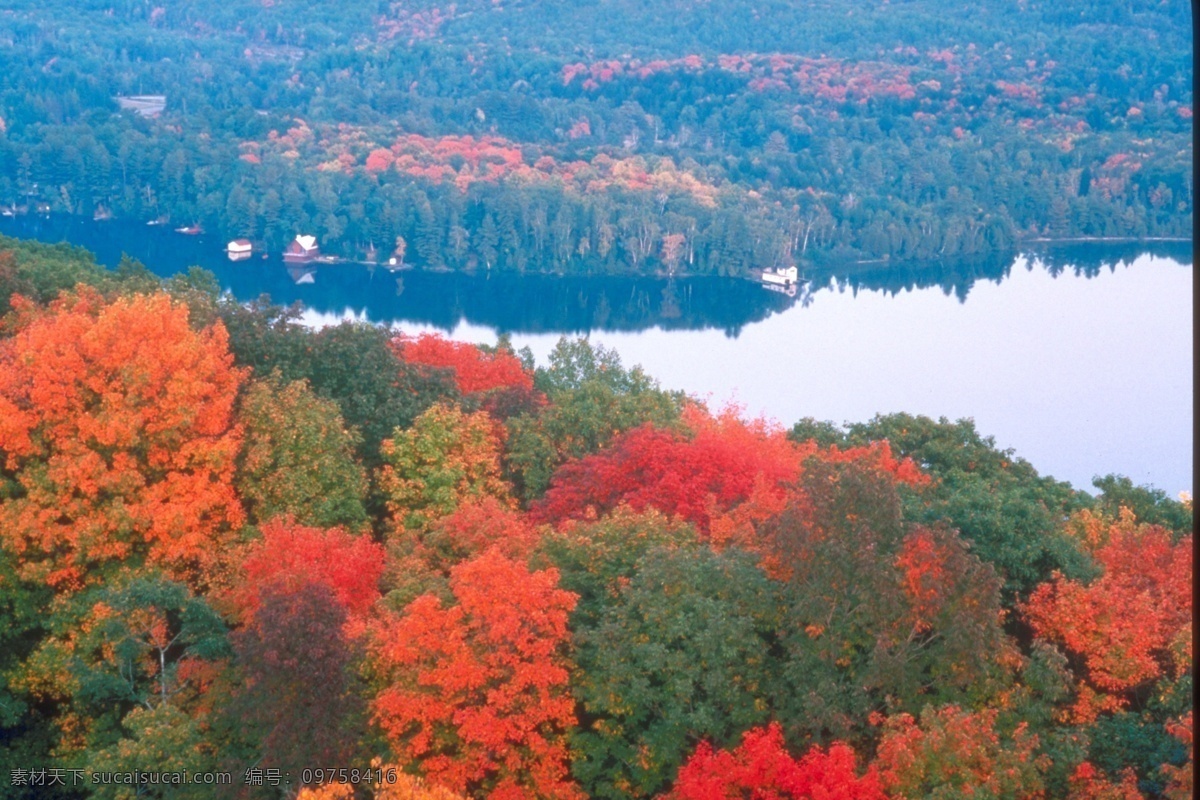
[
  {"x1": 810, "y1": 241, "x2": 1194, "y2": 304},
  {"x1": 1, "y1": 215, "x2": 1189, "y2": 336}
]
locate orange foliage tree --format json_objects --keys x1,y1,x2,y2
[
  {"x1": 669, "y1": 722, "x2": 885, "y2": 800},
  {"x1": 372, "y1": 548, "x2": 581, "y2": 800},
  {"x1": 381, "y1": 496, "x2": 541, "y2": 613},
  {"x1": 0, "y1": 289, "x2": 244, "y2": 592},
  {"x1": 1021, "y1": 511, "x2": 1192, "y2": 721}
]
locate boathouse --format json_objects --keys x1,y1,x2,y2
[
  {"x1": 284, "y1": 234, "x2": 319, "y2": 263},
  {"x1": 227, "y1": 239, "x2": 253, "y2": 261}
]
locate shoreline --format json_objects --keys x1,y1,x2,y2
[
  {"x1": 1019, "y1": 236, "x2": 1193, "y2": 244},
  {"x1": 1, "y1": 214, "x2": 1193, "y2": 283}
]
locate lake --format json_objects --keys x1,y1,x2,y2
[{"x1": 1, "y1": 215, "x2": 1192, "y2": 496}]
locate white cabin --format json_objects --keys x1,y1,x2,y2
[
  {"x1": 227, "y1": 239, "x2": 253, "y2": 261},
  {"x1": 761, "y1": 265, "x2": 799, "y2": 286}
]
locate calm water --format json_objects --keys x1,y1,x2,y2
[{"x1": 1, "y1": 215, "x2": 1192, "y2": 495}]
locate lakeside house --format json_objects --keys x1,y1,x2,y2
[
  {"x1": 761, "y1": 265, "x2": 800, "y2": 286},
  {"x1": 760, "y1": 265, "x2": 802, "y2": 297},
  {"x1": 227, "y1": 239, "x2": 253, "y2": 261},
  {"x1": 284, "y1": 234, "x2": 319, "y2": 263}
]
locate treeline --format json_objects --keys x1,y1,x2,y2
[
  {"x1": 0, "y1": 235, "x2": 1193, "y2": 799},
  {"x1": 0, "y1": 0, "x2": 1191, "y2": 275}
]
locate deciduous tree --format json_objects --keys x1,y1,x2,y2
[
  {"x1": 1022, "y1": 513, "x2": 1192, "y2": 721},
  {"x1": 808, "y1": 413, "x2": 1094, "y2": 601},
  {"x1": 233, "y1": 580, "x2": 367, "y2": 781},
  {"x1": 0, "y1": 289, "x2": 245, "y2": 592},
  {"x1": 372, "y1": 549, "x2": 580, "y2": 800},
  {"x1": 1161, "y1": 712, "x2": 1193, "y2": 800},
  {"x1": 532, "y1": 405, "x2": 802, "y2": 535},
  {"x1": 230, "y1": 518, "x2": 384, "y2": 622},
  {"x1": 1066, "y1": 762, "x2": 1144, "y2": 800},
  {"x1": 394, "y1": 333, "x2": 534, "y2": 396},
  {"x1": 378, "y1": 403, "x2": 514, "y2": 534},
  {"x1": 505, "y1": 338, "x2": 682, "y2": 501},
  {"x1": 873, "y1": 705, "x2": 1048, "y2": 800},
  {"x1": 670, "y1": 722, "x2": 885, "y2": 800},
  {"x1": 235, "y1": 375, "x2": 369, "y2": 529},
  {"x1": 763, "y1": 459, "x2": 1014, "y2": 744},
  {"x1": 569, "y1": 546, "x2": 782, "y2": 799}
]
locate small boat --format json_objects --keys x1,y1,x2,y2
[
  {"x1": 146, "y1": 216, "x2": 169, "y2": 226},
  {"x1": 175, "y1": 224, "x2": 203, "y2": 235}
]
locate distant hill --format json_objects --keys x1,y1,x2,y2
[{"x1": 0, "y1": 0, "x2": 1190, "y2": 274}]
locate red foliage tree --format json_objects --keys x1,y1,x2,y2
[
  {"x1": 531, "y1": 405, "x2": 804, "y2": 535},
  {"x1": 670, "y1": 722, "x2": 884, "y2": 800},
  {"x1": 231, "y1": 518, "x2": 385, "y2": 622},
  {"x1": 372, "y1": 548, "x2": 581, "y2": 800},
  {"x1": 1066, "y1": 762, "x2": 1144, "y2": 800},
  {"x1": 532, "y1": 407, "x2": 928, "y2": 567},
  {"x1": 366, "y1": 148, "x2": 397, "y2": 172},
  {"x1": 394, "y1": 333, "x2": 534, "y2": 395},
  {"x1": 817, "y1": 441, "x2": 931, "y2": 488},
  {"x1": 894, "y1": 526, "x2": 959, "y2": 634},
  {"x1": 1022, "y1": 513, "x2": 1192, "y2": 721},
  {"x1": 0, "y1": 289, "x2": 244, "y2": 592}
]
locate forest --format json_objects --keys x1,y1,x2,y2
[
  {"x1": 0, "y1": 0, "x2": 1193, "y2": 276},
  {"x1": 0, "y1": 234, "x2": 1192, "y2": 798}
]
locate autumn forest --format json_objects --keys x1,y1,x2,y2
[
  {"x1": 0, "y1": 234, "x2": 1192, "y2": 799},
  {"x1": 0, "y1": 0, "x2": 1194, "y2": 798}
]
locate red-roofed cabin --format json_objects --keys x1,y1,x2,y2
[{"x1": 283, "y1": 234, "x2": 319, "y2": 263}]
